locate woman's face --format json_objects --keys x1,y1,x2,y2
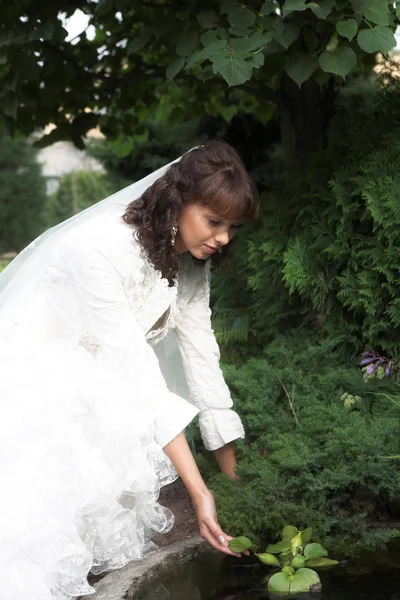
[{"x1": 174, "y1": 203, "x2": 241, "y2": 259}]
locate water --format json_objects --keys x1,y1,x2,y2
[{"x1": 136, "y1": 550, "x2": 400, "y2": 600}]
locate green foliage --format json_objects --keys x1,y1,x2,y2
[
  {"x1": 236, "y1": 76, "x2": 400, "y2": 357},
  {"x1": 203, "y1": 331, "x2": 400, "y2": 555},
  {"x1": 0, "y1": 135, "x2": 47, "y2": 252},
  {"x1": 0, "y1": 0, "x2": 397, "y2": 153},
  {"x1": 46, "y1": 170, "x2": 118, "y2": 227},
  {"x1": 86, "y1": 118, "x2": 210, "y2": 183}
]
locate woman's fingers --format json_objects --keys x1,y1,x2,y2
[{"x1": 201, "y1": 519, "x2": 242, "y2": 557}]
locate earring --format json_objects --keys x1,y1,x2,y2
[{"x1": 170, "y1": 221, "x2": 178, "y2": 247}]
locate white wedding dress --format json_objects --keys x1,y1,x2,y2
[{"x1": 0, "y1": 205, "x2": 245, "y2": 599}]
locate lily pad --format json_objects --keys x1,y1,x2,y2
[
  {"x1": 304, "y1": 543, "x2": 328, "y2": 559},
  {"x1": 290, "y1": 568, "x2": 321, "y2": 594},
  {"x1": 268, "y1": 571, "x2": 291, "y2": 594},
  {"x1": 267, "y1": 567, "x2": 321, "y2": 595}
]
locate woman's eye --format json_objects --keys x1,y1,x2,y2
[
  {"x1": 232, "y1": 223, "x2": 243, "y2": 230},
  {"x1": 209, "y1": 219, "x2": 221, "y2": 226}
]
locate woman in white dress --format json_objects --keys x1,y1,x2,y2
[{"x1": 0, "y1": 140, "x2": 258, "y2": 599}]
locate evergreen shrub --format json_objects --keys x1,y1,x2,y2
[
  {"x1": 243, "y1": 76, "x2": 400, "y2": 359},
  {"x1": 46, "y1": 170, "x2": 118, "y2": 227},
  {"x1": 202, "y1": 331, "x2": 400, "y2": 555},
  {"x1": 0, "y1": 136, "x2": 47, "y2": 252}
]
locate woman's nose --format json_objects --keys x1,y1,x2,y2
[{"x1": 215, "y1": 231, "x2": 230, "y2": 246}]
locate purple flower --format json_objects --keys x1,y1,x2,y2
[
  {"x1": 366, "y1": 362, "x2": 380, "y2": 375},
  {"x1": 360, "y1": 357, "x2": 378, "y2": 366},
  {"x1": 385, "y1": 361, "x2": 392, "y2": 376}
]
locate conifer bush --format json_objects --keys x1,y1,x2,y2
[
  {"x1": 220, "y1": 76, "x2": 400, "y2": 360},
  {"x1": 0, "y1": 136, "x2": 47, "y2": 252},
  {"x1": 204, "y1": 331, "x2": 400, "y2": 555}
]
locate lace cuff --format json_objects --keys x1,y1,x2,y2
[
  {"x1": 199, "y1": 408, "x2": 245, "y2": 451},
  {"x1": 153, "y1": 392, "x2": 199, "y2": 448}
]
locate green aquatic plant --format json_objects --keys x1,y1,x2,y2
[{"x1": 229, "y1": 525, "x2": 338, "y2": 596}]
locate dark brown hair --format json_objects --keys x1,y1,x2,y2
[{"x1": 123, "y1": 140, "x2": 259, "y2": 281}]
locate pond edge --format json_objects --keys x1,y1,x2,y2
[{"x1": 91, "y1": 535, "x2": 209, "y2": 600}]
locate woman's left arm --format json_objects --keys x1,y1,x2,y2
[{"x1": 174, "y1": 261, "x2": 245, "y2": 478}]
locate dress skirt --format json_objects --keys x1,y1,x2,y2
[{"x1": 0, "y1": 333, "x2": 190, "y2": 600}]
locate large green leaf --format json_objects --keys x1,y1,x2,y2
[
  {"x1": 282, "y1": 525, "x2": 299, "y2": 542},
  {"x1": 319, "y1": 46, "x2": 357, "y2": 78},
  {"x1": 303, "y1": 543, "x2": 328, "y2": 559},
  {"x1": 266, "y1": 540, "x2": 291, "y2": 554},
  {"x1": 256, "y1": 552, "x2": 281, "y2": 566},
  {"x1": 351, "y1": 0, "x2": 390, "y2": 25},
  {"x1": 221, "y1": 0, "x2": 257, "y2": 28},
  {"x1": 283, "y1": 0, "x2": 317, "y2": 16},
  {"x1": 246, "y1": 52, "x2": 265, "y2": 68},
  {"x1": 176, "y1": 30, "x2": 200, "y2": 57},
  {"x1": 229, "y1": 32, "x2": 273, "y2": 52},
  {"x1": 274, "y1": 21, "x2": 301, "y2": 49},
  {"x1": 310, "y1": 0, "x2": 335, "y2": 19},
  {"x1": 212, "y1": 52, "x2": 253, "y2": 85},
  {"x1": 268, "y1": 571, "x2": 291, "y2": 594},
  {"x1": 363, "y1": 4, "x2": 390, "y2": 26},
  {"x1": 336, "y1": 19, "x2": 358, "y2": 41},
  {"x1": 197, "y1": 10, "x2": 219, "y2": 28},
  {"x1": 305, "y1": 557, "x2": 339, "y2": 568},
  {"x1": 228, "y1": 536, "x2": 254, "y2": 553},
  {"x1": 127, "y1": 28, "x2": 152, "y2": 54},
  {"x1": 357, "y1": 25, "x2": 396, "y2": 54},
  {"x1": 261, "y1": 0, "x2": 275, "y2": 15},
  {"x1": 166, "y1": 57, "x2": 185, "y2": 79},
  {"x1": 289, "y1": 568, "x2": 321, "y2": 594},
  {"x1": 285, "y1": 52, "x2": 319, "y2": 87}
]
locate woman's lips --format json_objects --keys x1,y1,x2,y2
[{"x1": 203, "y1": 244, "x2": 216, "y2": 254}]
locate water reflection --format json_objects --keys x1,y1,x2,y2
[{"x1": 136, "y1": 551, "x2": 400, "y2": 600}]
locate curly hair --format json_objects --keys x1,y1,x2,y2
[{"x1": 122, "y1": 140, "x2": 259, "y2": 282}]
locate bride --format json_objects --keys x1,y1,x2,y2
[{"x1": 0, "y1": 140, "x2": 258, "y2": 599}]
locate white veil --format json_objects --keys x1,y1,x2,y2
[
  {"x1": 0, "y1": 151, "x2": 191, "y2": 398},
  {"x1": 0, "y1": 155, "x2": 183, "y2": 313}
]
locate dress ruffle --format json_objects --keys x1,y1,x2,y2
[{"x1": 0, "y1": 342, "x2": 179, "y2": 600}]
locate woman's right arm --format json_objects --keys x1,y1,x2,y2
[
  {"x1": 163, "y1": 431, "x2": 245, "y2": 557},
  {"x1": 67, "y1": 237, "x2": 198, "y2": 448}
]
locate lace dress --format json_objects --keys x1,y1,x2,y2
[{"x1": 0, "y1": 214, "x2": 244, "y2": 600}]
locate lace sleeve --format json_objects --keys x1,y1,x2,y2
[
  {"x1": 174, "y1": 261, "x2": 245, "y2": 451},
  {"x1": 68, "y1": 237, "x2": 198, "y2": 448}
]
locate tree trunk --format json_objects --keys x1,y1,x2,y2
[{"x1": 278, "y1": 72, "x2": 337, "y2": 167}]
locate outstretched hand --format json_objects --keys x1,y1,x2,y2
[{"x1": 194, "y1": 490, "x2": 250, "y2": 557}]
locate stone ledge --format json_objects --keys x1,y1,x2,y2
[{"x1": 91, "y1": 536, "x2": 209, "y2": 600}]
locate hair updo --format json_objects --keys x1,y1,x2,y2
[{"x1": 123, "y1": 139, "x2": 259, "y2": 281}]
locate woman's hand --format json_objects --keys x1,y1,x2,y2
[
  {"x1": 193, "y1": 490, "x2": 249, "y2": 557},
  {"x1": 162, "y1": 433, "x2": 248, "y2": 557}
]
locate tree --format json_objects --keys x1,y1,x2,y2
[
  {"x1": 46, "y1": 170, "x2": 117, "y2": 227},
  {"x1": 0, "y1": 1, "x2": 398, "y2": 163},
  {"x1": 0, "y1": 135, "x2": 47, "y2": 252}
]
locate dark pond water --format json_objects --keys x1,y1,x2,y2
[{"x1": 137, "y1": 550, "x2": 400, "y2": 600}]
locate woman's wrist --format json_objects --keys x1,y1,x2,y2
[{"x1": 213, "y1": 441, "x2": 238, "y2": 480}]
